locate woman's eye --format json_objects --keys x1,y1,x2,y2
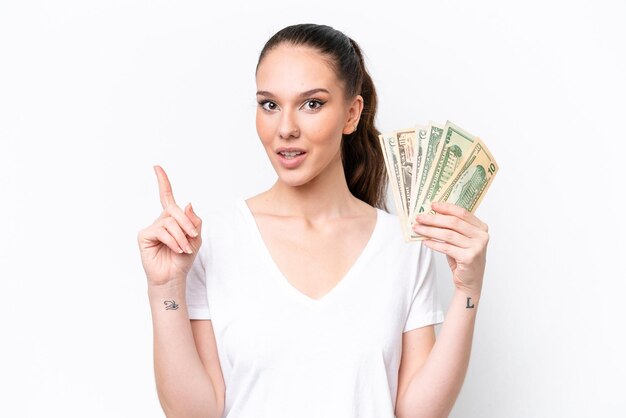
[
  {"x1": 258, "y1": 100, "x2": 277, "y2": 111},
  {"x1": 303, "y1": 99, "x2": 324, "y2": 111}
]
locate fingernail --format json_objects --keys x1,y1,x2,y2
[
  {"x1": 185, "y1": 246, "x2": 193, "y2": 254},
  {"x1": 190, "y1": 229, "x2": 198, "y2": 237}
]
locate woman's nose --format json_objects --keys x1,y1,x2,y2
[{"x1": 278, "y1": 111, "x2": 300, "y2": 139}]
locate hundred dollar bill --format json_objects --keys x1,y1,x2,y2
[
  {"x1": 429, "y1": 137, "x2": 499, "y2": 214},
  {"x1": 378, "y1": 132, "x2": 410, "y2": 241},
  {"x1": 414, "y1": 121, "x2": 478, "y2": 217}
]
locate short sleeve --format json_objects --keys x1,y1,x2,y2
[
  {"x1": 403, "y1": 244, "x2": 445, "y2": 333},
  {"x1": 185, "y1": 223, "x2": 211, "y2": 320}
]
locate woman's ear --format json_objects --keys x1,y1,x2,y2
[{"x1": 342, "y1": 94, "x2": 364, "y2": 135}]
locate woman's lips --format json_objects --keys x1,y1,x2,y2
[{"x1": 277, "y1": 151, "x2": 307, "y2": 168}]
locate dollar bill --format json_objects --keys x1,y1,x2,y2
[
  {"x1": 408, "y1": 124, "x2": 428, "y2": 217},
  {"x1": 414, "y1": 121, "x2": 478, "y2": 217},
  {"x1": 380, "y1": 120, "x2": 498, "y2": 242},
  {"x1": 378, "y1": 133, "x2": 410, "y2": 241},
  {"x1": 409, "y1": 122, "x2": 444, "y2": 223},
  {"x1": 404, "y1": 125, "x2": 431, "y2": 241},
  {"x1": 396, "y1": 128, "x2": 417, "y2": 214},
  {"x1": 429, "y1": 138, "x2": 498, "y2": 214}
]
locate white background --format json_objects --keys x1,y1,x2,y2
[{"x1": 1, "y1": 0, "x2": 624, "y2": 417}]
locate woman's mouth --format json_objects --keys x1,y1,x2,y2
[
  {"x1": 279, "y1": 150, "x2": 305, "y2": 159},
  {"x1": 277, "y1": 150, "x2": 307, "y2": 168}
]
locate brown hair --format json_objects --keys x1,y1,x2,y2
[{"x1": 256, "y1": 24, "x2": 388, "y2": 211}]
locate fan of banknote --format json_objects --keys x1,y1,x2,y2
[{"x1": 378, "y1": 120, "x2": 499, "y2": 242}]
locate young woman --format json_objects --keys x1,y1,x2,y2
[{"x1": 138, "y1": 23, "x2": 489, "y2": 418}]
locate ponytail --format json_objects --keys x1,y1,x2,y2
[{"x1": 341, "y1": 38, "x2": 387, "y2": 211}]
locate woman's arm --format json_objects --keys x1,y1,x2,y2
[
  {"x1": 396, "y1": 201, "x2": 489, "y2": 418},
  {"x1": 149, "y1": 280, "x2": 223, "y2": 418},
  {"x1": 139, "y1": 166, "x2": 222, "y2": 417},
  {"x1": 395, "y1": 288, "x2": 480, "y2": 418}
]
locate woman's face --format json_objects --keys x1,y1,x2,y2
[{"x1": 255, "y1": 44, "x2": 362, "y2": 187}]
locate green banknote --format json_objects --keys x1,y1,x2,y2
[
  {"x1": 410, "y1": 122, "x2": 444, "y2": 221},
  {"x1": 378, "y1": 132, "x2": 410, "y2": 241},
  {"x1": 414, "y1": 121, "x2": 478, "y2": 217},
  {"x1": 396, "y1": 128, "x2": 417, "y2": 213},
  {"x1": 431, "y1": 138, "x2": 498, "y2": 214},
  {"x1": 408, "y1": 125, "x2": 428, "y2": 218},
  {"x1": 378, "y1": 120, "x2": 498, "y2": 242}
]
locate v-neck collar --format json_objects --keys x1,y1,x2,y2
[{"x1": 236, "y1": 196, "x2": 383, "y2": 308}]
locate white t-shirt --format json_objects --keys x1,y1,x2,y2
[{"x1": 186, "y1": 196, "x2": 445, "y2": 418}]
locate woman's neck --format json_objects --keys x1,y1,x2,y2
[{"x1": 259, "y1": 156, "x2": 362, "y2": 221}]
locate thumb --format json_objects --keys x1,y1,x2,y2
[{"x1": 185, "y1": 202, "x2": 202, "y2": 230}]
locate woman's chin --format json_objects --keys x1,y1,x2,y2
[
  {"x1": 273, "y1": 168, "x2": 318, "y2": 188},
  {"x1": 276, "y1": 175, "x2": 312, "y2": 188}
]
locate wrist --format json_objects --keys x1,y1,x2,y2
[
  {"x1": 147, "y1": 280, "x2": 188, "y2": 317},
  {"x1": 453, "y1": 286, "x2": 482, "y2": 308},
  {"x1": 147, "y1": 278, "x2": 186, "y2": 296}
]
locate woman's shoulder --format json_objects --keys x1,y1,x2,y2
[
  {"x1": 374, "y1": 206, "x2": 429, "y2": 253},
  {"x1": 374, "y1": 205, "x2": 403, "y2": 235},
  {"x1": 197, "y1": 196, "x2": 247, "y2": 236}
]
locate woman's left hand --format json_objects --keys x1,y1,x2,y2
[{"x1": 412, "y1": 201, "x2": 489, "y2": 296}]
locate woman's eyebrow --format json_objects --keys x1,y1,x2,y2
[{"x1": 256, "y1": 88, "x2": 330, "y2": 98}]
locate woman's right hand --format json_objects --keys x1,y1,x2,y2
[{"x1": 137, "y1": 165, "x2": 203, "y2": 287}]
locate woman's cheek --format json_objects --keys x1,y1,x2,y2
[
  {"x1": 303, "y1": 115, "x2": 335, "y2": 144},
  {"x1": 256, "y1": 116, "x2": 274, "y2": 146}
]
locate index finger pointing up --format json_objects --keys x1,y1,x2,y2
[{"x1": 154, "y1": 165, "x2": 176, "y2": 208}]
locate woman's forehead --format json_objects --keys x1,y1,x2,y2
[{"x1": 256, "y1": 44, "x2": 343, "y2": 96}]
